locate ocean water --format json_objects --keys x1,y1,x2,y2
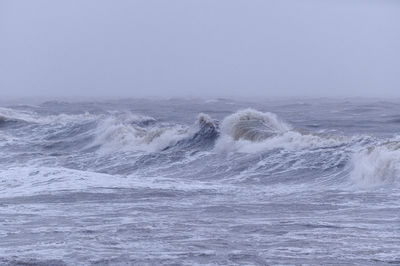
[{"x1": 1, "y1": 98, "x2": 400, "y2": 265}]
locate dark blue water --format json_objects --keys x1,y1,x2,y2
[{"x1": 1, "y1": 98, "x2": 400, "y2": 265}]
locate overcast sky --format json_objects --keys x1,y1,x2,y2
[{"x1": 1, "y1": 0, "x2": 399, "y2": 100}]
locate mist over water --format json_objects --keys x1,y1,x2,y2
[
  {"x1": 1, "y1": 0, "x2": 400, "y2": 99},
  {"x1": 1, "y1": 98, "x2": 400, "y2": 265},
  {"x1": 2, "y1": 0, "x2": 400, "y2": 264}
]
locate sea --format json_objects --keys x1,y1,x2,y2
[{"x1": 1, "y1": 98, "x2": 400, "y2": 265}]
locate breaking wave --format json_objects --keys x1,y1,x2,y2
[
  {"x1": 87, "y1": 113, "x2": 219, "y2": 153},
  {"x1": 90, "y1": 116, "x2": 188, "y2": 153},
  {"x1": 220, "y1": 108, "x2": 291, "y2": 141},
  {"x1": 0, "y1": 107, "x2": 355, "y2": 155},
  {"x1": 3, "y1": 104, "x2": 398, "y2": 189},
  {"x1": 215, "y1": 109, "x2": 349, "y2": 153},
  {"x1": 351, "y1": 140, "x2": 400, "y2": 187}
]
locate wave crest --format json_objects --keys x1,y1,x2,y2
[
  {"x1": 220, "y1": 108, "x2": 290, "y2": 142},
  {"x1": 166, "y1": 113, "x2": 219, "y2": 150},
  {"x1": 215, "y1": 109, "x2": 349, "y2": 153}
]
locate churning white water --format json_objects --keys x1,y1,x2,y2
[{"x1": 1, "y1": 98, "x2": 400, "y2": 265}]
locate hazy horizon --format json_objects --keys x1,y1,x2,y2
[
  {"x1": 2, "y1": 3, "x2": 400, "y2": 263},
  {"x1": 1, "y1": 0, "x2": 399, "y2": 99}
]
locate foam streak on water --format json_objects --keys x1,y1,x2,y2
[{"x1": 1, "y1": 98, "x2": 400, "y2": 265}]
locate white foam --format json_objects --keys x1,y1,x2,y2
[
  {"x1": 197, "y1": 113, "x2": 215, "y2": 127},
  {"x1": 0, "y1": 166, "x2": 220, "y2": 197},
  {"x1": 90, "y1": 116, "x2": 189, "y2": 154},
  {"x1": 351, "y1": 142, "x2": 400, "y2": 187}
]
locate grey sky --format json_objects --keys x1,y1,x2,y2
[{"x1": 1, "y1": 0, "x2": 399, "y2": 99}]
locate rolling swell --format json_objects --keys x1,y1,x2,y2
[
  {"x1": 0, "y1": 106, "x2": 342, "y2": 153},
  {"x1": 0, "y1": 104, "x2": 397, "y2": 188}
]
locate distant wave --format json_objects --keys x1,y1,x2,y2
[
  {"x1": 0, "y1": 115, "x2": 6, "y2": 125},
  {"x1": 0, "y1": 107, "x2": 98, "y2": 125},
  {"x1": 0, "y1": 108, "x2": 30, "y2": 125}
]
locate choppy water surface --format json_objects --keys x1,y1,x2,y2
[{"x1": 1, "y1": 98, "x2": 400, "y2": 265}]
